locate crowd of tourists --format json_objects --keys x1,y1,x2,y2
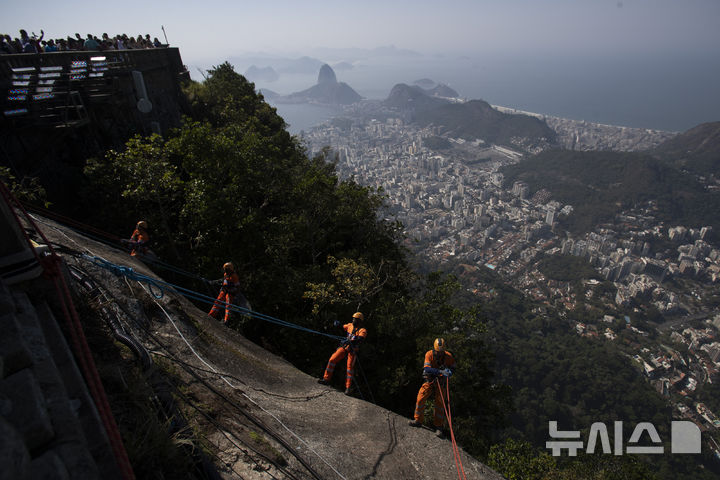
[{"x1": 1, "y1": 29, "x2": 167, "y2": 55}]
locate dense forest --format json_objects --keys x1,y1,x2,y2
[
  {"x1": 413, "y1": 99, "x2": 557, "y2": 150},
  {"x1": 77, "y1": 62, "x2": 511, "y2": 457},
  {"x1": 8, "y1": 62, "x2": 716, "y2": 479},
  {"x1": 501, "y1": 150, "x2": 720, "y2": 234}
]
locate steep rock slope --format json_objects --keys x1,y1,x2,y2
[
  {"x1": 279, "y1": 64, "x2": 362, "y2": 105},
  {"x1": 38, "y1": 216, "x2": 503, "y2": 480}
]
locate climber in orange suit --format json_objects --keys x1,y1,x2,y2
[
  {"x1": 318, "y1": 312, "x2": 367, "y2": 395},
  {"x1": 123, "y1": 220, "x2": 150, "y2": 257},
  {"x1": 208, "y1": 262, "x2": 241, "y2": 324},
  {"x1": 409, "y1": 338, "x2": 456, "y2": 436}
]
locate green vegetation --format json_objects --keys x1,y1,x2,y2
[
  {"x1": 501, "y1": 150, "x2": 720, "y2": 234},
  {"x1": 37, "y1": 62, "x2": 716, "y2": 480},
  {"x1": 414, "y1": 99, "x2": 557, "y2": 148},
  {"x1": 76, "y1": 296, "x2": 197, "y2": 478},
  {"x1": 488, "y1": 438, "x2": 558, "y2": 480},
  {"x1": 652, "y1": 121, "x2": 720, "y2": 177},
  {"x1": 78, "y1": 63, "x2": 506, "y2": 457},
  {"x1": 249, "y1": 431, "x2": 288, "y2": 467},
  {"x1": 537, "y1": 253, "x2": 600, "y2": 282},
  {"x1": 0, "y1": 166, "x2": 48, "y2": 207},
  {"x1": 422, "y1": 135, "x2": 452, "y2": 150}
]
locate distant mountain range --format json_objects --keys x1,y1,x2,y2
[
  {"x1": 411, "y1": 79, "x2": 459, "y2": 97},
  {"x1": 244, "y1": 65, "x2": 279, "y2": 83},
  {"x1": 229, "y1": 46, "x2": 420, "y2": 71},
  {"x1": 230, "y1": 55, "x2": 325, "y2": 75},
  {"x1": 383, "y1": 83, "x2": 449, "y2": 110}
]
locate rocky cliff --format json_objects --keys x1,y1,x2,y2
[
  {"x1": 278, "y1": 64, "x2": 362, "y2": 105},
  {"x1": 2, "y1": 212, "x2": 505, "y2": 480}
]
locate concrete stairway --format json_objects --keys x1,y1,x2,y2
[{"x1": 0, "y1": 279, "x2": 119, "y2": 480}]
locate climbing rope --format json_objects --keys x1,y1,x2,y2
[
  {"x1": 22, "y1": 202, "x2": 123, "y2": 244},
  {"x1": 23, "y1": 203, "x2": 210, "y2": 284},
  {"x1": 135, "y1": 281, "x2": 347, "y2": 480},
  {"x1": 353, "y1": 355, "x2": 376, "y2": 404},
  {"x1": 13, "y1": 199, "x2": 384, "y2": 479},
  {"x1": 0, "y1": 182, "x2": 136, "y2": 480},
  {"x1": 82, "y1": 254, "x2": 345, "y2": 341},
  {"x1": 437, "y1": 377, "x2": 467, "y2": 480}
]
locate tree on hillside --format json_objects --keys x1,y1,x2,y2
[{"x1": 81, "y1": 62, "x2": 508, "y2": 458}]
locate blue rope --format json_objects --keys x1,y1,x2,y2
[
  {"x1": 82, "y1": 254, "x2": 345, "y2": 341},
  {"x1": 139, "y1": 254, "x2": 209, "y2": 283},
  {"x1": 30, "y1": 211, "x2": 208, "y2": 283}
]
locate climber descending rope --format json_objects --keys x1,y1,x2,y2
[
  {"x1": 13, "y1": 199, "x2": 467, "y2": 477},
  {"x1": 318, "y1": 312, "x2": 368, "y2": 395},
  {"x1": 82, "y1": 254, "x2": 345, "y2": 341},
  {"x1": 22, "y1": 202, "x2": 210, "y2": 284},
  {"x1": 408, "y1": 337, "x2": 467, "y2": 479}
]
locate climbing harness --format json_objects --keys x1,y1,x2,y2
[
  {"x1": 22, "y1": 203, "x2": 209, "y2": 284},
  {"x1": 82, "y1": 254, "x2": 345, "y2": 341}
]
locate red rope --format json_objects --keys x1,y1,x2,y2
[
  {"x1": 0, "y1": 182, "x2": 136, "y2": 480},
  {"x1": 437, "y1": 377, "x2": 467, "y2": 480}
]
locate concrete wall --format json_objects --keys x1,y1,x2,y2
[
  {"x1": 0, "y1": 48, "x2": 190, "y2": 180},
  {"x1": 0, "y1": 48, "x2": 191, "y2": 212},
  {"x1": 0, "y1": 279, "x2": 119, "y2": 480}
]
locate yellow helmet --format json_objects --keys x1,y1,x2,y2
[
  {"x1": 223, "y1": 262, "x2": 234, "y2": 273},
  {"x1": 433, "y1": 338, "x2": 446, "y2": 352},
  {"x1": 136, "y1": 220, "x2": 148, "y2": 230},
  {"x1": 352, "y1": 312, "x2": 364, "y2": 321}
]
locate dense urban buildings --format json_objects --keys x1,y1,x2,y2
[{"x1": 303, "y1": 104, "x2": 720, "y2": 448}]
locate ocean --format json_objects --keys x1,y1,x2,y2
[{"x1": 260, "y1": 51, "x2": 719, "y2": 134}]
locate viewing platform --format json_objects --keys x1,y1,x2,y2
[{"x1": 0, "y1": 48, "x2": 189, "y2": 131}]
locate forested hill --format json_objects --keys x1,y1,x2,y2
[
  {"x1": 383, "y1": 84, "x2": 557, "y2": 151},
  {"x1": 74, "y1": 62, "x2": 511, "y2": 470},
  {"x1": 12, "y1": 61, "x2": 714, "y2": 479},
  {"x1": 501, "y1": 149, "x2": 720, "y2": 234},
  {"x1": 652, "y1": 121, "x2": 720, "y2": 177}
]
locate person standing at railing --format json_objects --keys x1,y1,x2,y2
[
  {"x1": 0, "y1": 35, "x2": 16, "y2": 54},
  {"x1": 83, "y1": 34, "x2": 100, "y2": 51},
  {"x1": 43, "y1": 39, "x2": 58, "y2": 52},
  {"x1": 19, "y1": 29, "x2": 43, "y2": 53}
]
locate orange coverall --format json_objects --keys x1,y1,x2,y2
[
  {"x1": 322, "y1": 323, "x2": 368, "y2": 389},
  {"x1": 413, "y1": 350, "x2": 456, "y2": 426},
  {"x1": 129, "y1": 228, "x2": 149, "y2": 256},
  {"x1": 208, "y1": 271, "x2": 240, "y2": 323}
]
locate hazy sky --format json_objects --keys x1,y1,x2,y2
[
  {"x1": 4, "y1": 0, "x2": 718, "y2": 130},
  {"x1": 3, "y1": 0, "x2": 719, "y2": 65}
]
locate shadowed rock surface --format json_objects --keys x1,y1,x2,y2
[{"x1": 27, "y1": 215, "x2": 504, "y2": 480}]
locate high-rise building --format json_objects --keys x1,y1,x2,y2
[{"x1": 545, "y1": 208, "x2": 556, "y2": 226}]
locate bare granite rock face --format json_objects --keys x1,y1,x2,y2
[
  {"x1": 28, "y1": 216, "x2": 505, "y2": 480},
  {"x1": 318, "y1": 64, "x2": 338, "y2": 85}
]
